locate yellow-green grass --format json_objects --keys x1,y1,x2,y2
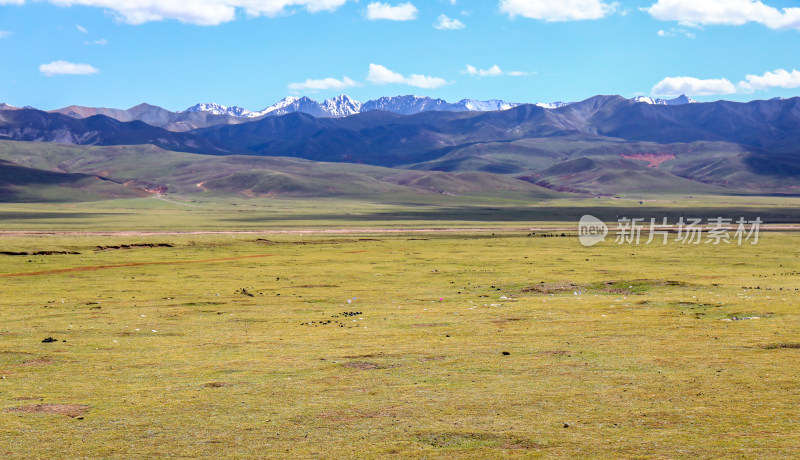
[
  {"x1": 1, "y1": 193, "x2": 800, "y2": 232},
  {"x1": 0, "y1": 231, "x2": 798, "y2": 457}
]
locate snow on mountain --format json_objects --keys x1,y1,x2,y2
[
  {"x1": 184, "y1": 96, "x2": 333, "y2": 119},
  {"x1": 535, "y1": 101, "x2": 571, "y2": 109},
  {"x1": 185, "y1": 95, "x2": 548, "y2": 118},
  {"x1": 667, "y1": 94, "x2": 698, "y2": 105},
  {"x1": 184, "y1": 93, "x2": 700, "y2": 120},
  {"x1": 0, "y1": 103, "x2": 20, "y2": 111},
  {"x1": 632, "y1": 94, "x2": 697, "y2": 106},
  {"x1": 253, "y1": 96, "x2": 329, "y2": 118},
  {"x1": 458, "y1": 99, "x2": 522, "y2": 111},
  {"x1": 632, "y1": 96, "x2": 658, "y2": 105},
  {"x1": 321, "y1": 95, "x2": 362, "y2": 117},
  {"x1": 252, "y1": 97, "x2": 300, "y2": 117},
  {"x1": 361, "y1": 95, "x2": 463, "y2": 115},
  {"x1": 183, "y1": 103, "x2": 252, "y2": 117}
]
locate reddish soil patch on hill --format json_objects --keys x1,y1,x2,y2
[{"x1": 620, "y1": 153, "x2": 676, "y2": 168}]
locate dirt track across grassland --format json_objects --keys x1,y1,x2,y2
[
  {"x1": 0, "y1": 254, "x2": 275, "y2": 278},
  {"x1": 0, "y1": 227, "x2": 560, "y2": 237},
  {"x1": 1, "y1": 225, "x2": 798, "y2": 238}
]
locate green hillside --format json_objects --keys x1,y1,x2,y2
[{"x1": 0, "y1": 141, "x2": 559, "y2": 200}]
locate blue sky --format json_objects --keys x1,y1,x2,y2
[{"x1": 1, "y1": 0, "x2": 799, "y2": 111}]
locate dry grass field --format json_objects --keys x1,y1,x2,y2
[{"x1": 0, "y1": 211, "x2": 798, "y2": 457}]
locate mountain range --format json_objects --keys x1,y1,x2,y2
[
  {"x1": 181, "y1": 94, "x2": 693, "y2": 118},
  {"x1": 0, "y1": 94, "x2": 797, "y2": 199},
  {"x1": 183, "y1": 95, "x2": 540, "y2": 119},
  {"x1": 0, "y1": 94, "x2": 695, "y2": 132}
]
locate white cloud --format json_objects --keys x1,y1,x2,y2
[
  {"x1": 367, "y1": 64, "x2": 448, "y2": 89},
  {"x1": 404, "y1": 74, "x2": 448, "y2": 88},
  {"x1": 463, "y1": 64, "x2": 528, "y2": 77},
  {"x1": 434, "y1": 14, "x2": 464, "y2": 29},
  {"x1": 85, "y1": 38, "x2": 109, "y2": 45},
  {"x1": 499, "y1": 0, "x2": 619, "y2": 21},
  {"x1": 291, "y1": 64, "x2": 449, "y2": 91},
  {"x1": 76, "y1": 25, "x2": 88, "y2": 33},
  {"x1": 465, "y1": 64, "x2": 502, "y2": 77},
  {"x1": 3, "y1": 0, "x2": 350, "y2": 26},
  {"x1": 657, "y1": 27, "x2": 696, "y2": 38},
  {"x1": 366, "y1": 2, "x2": 418, "y2": 21},
  {"x1": 39, "y1": 60, "x2": 99, "y2": 76},
  {"x1": 367, "y1": 64, "x2": 406, "y2": 84},
  {"x1": 288, "y1": 76, "x2": 358, "y2": 92},
  {"x1": 653, "y1": 69, "x2": 800, "y2": 96},
  {"x1": 652, "y1": 76, "x2": 737, "y2": 96},
  {"x1": 644, "y1": 0, "x2": 800, "y2": 30},
  {"x1": 739, "y1": 69, "x2": 800, "y2": 92},
  {"x1": 0, "y1": 31, "x2": 10, "y2": 38}
]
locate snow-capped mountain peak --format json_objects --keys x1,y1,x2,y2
[
  {"x1": 183, "y1": 93, "x2": 702, "y2": 120},
  {"x1": 535, "y1": 101, "x2": 571, "y2": 109},
  {"x1": 458, "y1": 99, "x2": 522, "y2": 111},
  {"x1": 254, "y1": 97, "x2": 301, "y2": 116},
  {"x1": 321, "y1": 94, "x2": 362, "y2": 117},
  {"x1": 633, "y1": 94, "x2": 697, "y2": 106},
  {"x1": 361, "y1": 95, "x2": 463, "y2": 114},
  {"x1": 183, "y1": 103, "x2": 252, "y2": 117},
  {"x1": 184, "y1": 95, "x2": 562, "y2": 118},
  {"x1": 252, "y1": 96, "x2": 330, "y2": 118}
]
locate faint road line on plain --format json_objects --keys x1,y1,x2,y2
[{"x1": 0, "y1": 254, "x2": 275, "y2": 278}]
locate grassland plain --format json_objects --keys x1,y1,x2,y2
[
  {"x1": 1, "y1": 193, "x2": 800, "y2": 231},
  {"x1": 0, "y1": 223, "x2": 798, "y2": 457}
]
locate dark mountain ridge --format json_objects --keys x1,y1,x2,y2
[
  {"x1": 0, "y1": 108, "x2": 230, "y2": 154},
  {"x1": 1, "y1": 95, "x2": 799, "y2": 194}
]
